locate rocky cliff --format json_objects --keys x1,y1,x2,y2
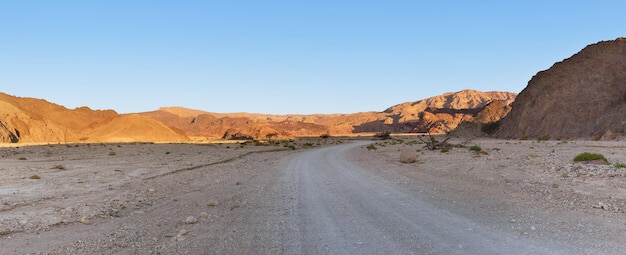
[{"x1": 497, "y1": 38, "x2": 626, "y2": 139}]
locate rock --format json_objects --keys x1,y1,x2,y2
[
  {"x1": 178, "y1": 229, "x2": 188, "y2": 236},
  {"x1": 199, "y1": 212, "x2": 209, "y2": 218},
  {"x1": 207, "y1": 200, "x2": 219, "y2": 207},
  {"x1": 80, "y1": 216, "x2": 91, "y2": 225},
  {"x1": 184, "y1": 216, "x2": 198, "y2": 224}
]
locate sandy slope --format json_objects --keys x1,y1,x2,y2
[{"x1": 0, "y1": 138, "x2": 625, "y2": 254}]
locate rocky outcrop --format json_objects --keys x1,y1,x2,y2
[{"x1": 497, "y1": 38, "x2": 626, "y2": 139}]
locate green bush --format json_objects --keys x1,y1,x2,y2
[
  {"x1": 366, "y1": 144, "x2": 377, "y2": 151},
  {"x1": 573, "y1": 152, "x2": 608, "y2": 163},
  {"x1": 469, "y1": 145, "x2": 482, "y2": 152}
]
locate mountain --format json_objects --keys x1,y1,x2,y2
[
  {"x1": 141, "y1": 90, "x2": 517, "y2": 140},
  {"x1": 496, "y1": 38, "x2": 626, "y2": 139},
  {"x1": 0, "y1": 90, "x2": 515, "y2": 143},
  {"x1": 0, "y1": 93, "x2": 188, "y2": 143}
]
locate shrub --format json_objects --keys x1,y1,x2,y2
[
  {"x1": 375, "y1": 131, "x2": 392, "y2": 140},
  {"x1": 29, "y1": 174, "x2": 41, "y2": 179},
  {"x1": 366, "y1": 144, "x2": 377, "y2": 151},
  {"x1": 573, "y1": 152, "x2": 608, "y2": 163},
  {"x1": 538, "y1": 135, "x2": 550, "y2": 141},
  {"x1": 551, "y1": 183, "x2": 559, "y2": 189},
  {"x1": 614, "y1": 163, "x2": 626, "y2": 168},
  {"x1": 469, "y1": 145, "x2": 482, "y2": 152},
  {"x1": 108, "y1": 151, "x2": 117, "y2": 156}
]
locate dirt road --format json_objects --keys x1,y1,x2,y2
[
  {"x1": 287, "y1": 142, "x2": 582, "y2": 255},
  {"x1": 1, "y1": 140, "x2": 624, "y2": 254}
]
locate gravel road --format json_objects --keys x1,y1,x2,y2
[
  {"x1": 1, "y1": 140, "x2": 622, "y2": 254},
  {"x1": 287, "y1": 142, "x2": 578, "y2": 255}
]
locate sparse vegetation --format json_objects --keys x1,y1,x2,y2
[
  {"x1": 440, "y1": 148, "x2": 450, "y2": 153},
  {"x1": 519, "y1": 135, "x2": 528, "y2": 140},
  {"x1": 418, "y1": 119, "x2": 454, "y2": 150},
  {"x1": 17, "y1": 157, "x2": 27, "y2": 160},
  {"x1": 573, "y1": 152, "x2": 608, "y2": 164},
  {"x1": 29, "y1": 174, "x2": 41, "y2": 180},
  {"x1": 551, "y1": 183, "x2": 559, "y2": 189},
  {"x1": 538, "y1": 135, "x2": 550, "y2": 141},
  {"x1": 366, "y1": 144, "x2": 377, "y2": 151},
  {"x1": 108, "y1": 151, "x2": 117, "y2": 156},
  {"x1": 614, "y1": 163, "x2": 626, "y2": 168},
  {"x1": 469, "y1": 145, "x2": 482, "y2": 152},
  {"x1": 375, "y1": 130, "x2": 392, "y2": 140}
]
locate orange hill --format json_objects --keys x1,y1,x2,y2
[{"x1": 0, "y1": 92, "x2": 188, "y2": 143}]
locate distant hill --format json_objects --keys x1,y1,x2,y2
[
  {"x1": 497, "y1": 38, "x2": 626, "y2": 139},
  {"x1": 0, "y1": 93, "x2": 188, "y2": 143},
  {"x1": 0, "y1": 90, "x2": 515, "y2": 143},
  {"x1": 141, "y1": 89, "x2": 516, "y2": 140}
]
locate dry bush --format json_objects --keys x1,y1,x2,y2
[
  {"x1": 399, "y1": 148, "x2": 417, "y2": 164},
  {"x1": 29, "y1": 174, "x2": 41, "y2": 179}
]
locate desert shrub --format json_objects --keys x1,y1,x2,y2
[
  {"x1": 440, "y1": 148, "x2": 450, "y2": 153},
  {"x1": 519, "y1": 135, "x2": 528, "y2": 140},
  {"x1": 17, "y1": 157, "x2": 27, "y2": 160},
  {"x1": 614, "y1": 163, "x2": 626, "y2": 168},
  {"x1": 108, "y1": 151, "x2": 117, "y2": 156},
  {"x1": 469, "y1": 145, "x2": 482, "y2": 152},
  {"x1": 320, "y1": 133, "x2": 330, "y2": 139},
  {"x1": 366, "y1": 144, "x2": 377, "y2": 151},
  {"x1": 29, "y1": 174, "x2": 41, "y2": 179},
  {"x1": 573, "y1": 152, "x2": 608, "y2": 163},
  {"x1": 375, "y1": 131, "x2": 392, "y2": 140},
  {"x1": 551, "y1": 183, "x2": 559, "y2": 189},
  {"x1": 480, "y1": 121, "x2": 500, "y2": 135},
  {"x1": 399, "y1": 148, "x2": 417, "y2": 164},
  {"x1": 591, "y1": 135, "x2": 602, "y2": 141}
]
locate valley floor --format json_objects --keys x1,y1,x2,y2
[{"x1": 0, "y1": 137, "x2": 625, "y2": 254}]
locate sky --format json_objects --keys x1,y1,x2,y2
[{"x1": 0, "y1": 1, "x2": 624, "y2": 114}]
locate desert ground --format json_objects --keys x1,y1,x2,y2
[{"x1": 1, "y1": 137, "x2": 626, "y2": 254}]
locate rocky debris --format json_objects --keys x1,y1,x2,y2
[
  {"x1": 558, "y1": 163, "x2": 626, "y2": 178},
  {"x1": 207, "y1": 200, "x2": 219, "y2": 207},
  {"x1": 184, "y1": 216, "x2": 198, "y2": 224},
  {"x1": 497, "y1": 38, "x2": 626, "y2": 139}
]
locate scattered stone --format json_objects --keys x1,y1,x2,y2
[
  {"x1": 80, "y1": 216, "x2": 91, "y2": 225},
  {"x1": 199, "y1": 212, "x2": 209, "y2": 218},
  {"x1": 207, "y1": 200, "x2": 219, "y2": 207},
  {"x1": 184, "y1": 216, "x2": 198, "y2": 224},
  {"x1": 178, "y1": 229, "x2": 188, "y2": 236}
]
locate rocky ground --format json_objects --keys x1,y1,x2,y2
[{"x1": 0, "y1": 137, "x2": 625, "y2": 254}]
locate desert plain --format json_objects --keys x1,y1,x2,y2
[{"x1": 1, "y1": 136, "x2": 626, "y2": 254}]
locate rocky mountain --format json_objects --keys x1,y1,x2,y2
[
  {"x1": 0, "y1": 93, "x2": 188, "y2": 143},
  {"x1": 497, "y1": 38, "x2": 626, "y2": 139},
  {"x1": 0, "y1": 90, "x2": 515, "y2": 143},
  {"x1": 142, "y1": 90, "x2": 516, "y2": 140}
]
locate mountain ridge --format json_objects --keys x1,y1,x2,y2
[{"x1": 0, "y1": 90, "x2": 515, "y2": 143}]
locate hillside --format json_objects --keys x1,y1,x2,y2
[
  {"x1": 143, "y1": 90, "x2": 517, "y2": 140},
  {"x1": 497, "y1": 38, "x2": 626, "y2": 139},
  {"x1": 0, "y1": 93, "x2": 188, "y2": 143},
  {"x1": 0, "y1": 90, "x2": 515, "y2": 143}
]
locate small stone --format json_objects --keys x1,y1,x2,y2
[
  {"x1": 510, "y1": 219, "x2": 517, "y2": 223},
  {"x1": 148, "y1": 189, "x2": 155, "y2": 193},
  {"x1": 184, "y1": 216, "x2": 198, "y2": 224},
  {"x1": 531, "y1": 226, "x2": 536, "y2": 231},
  {"x1": 80, "y1": 216, "x2": 91, "y2": 225},
  {"x1": 199, "y1": 212, "x2": 209, "y2": 218},
  {"x1": 178, "y1": 229, "x2": 188, "y2": 236},
  {"x1": 207, "y1": 200, "x2": 219, "y2": 207}
]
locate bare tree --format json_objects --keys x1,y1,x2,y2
[{"x1": 417, "y1": 119, "x2": 453, "y2": 150}]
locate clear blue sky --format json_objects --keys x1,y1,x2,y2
[{"x1": 1, "y1": 1, "x2": 624, "y2": 114}]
